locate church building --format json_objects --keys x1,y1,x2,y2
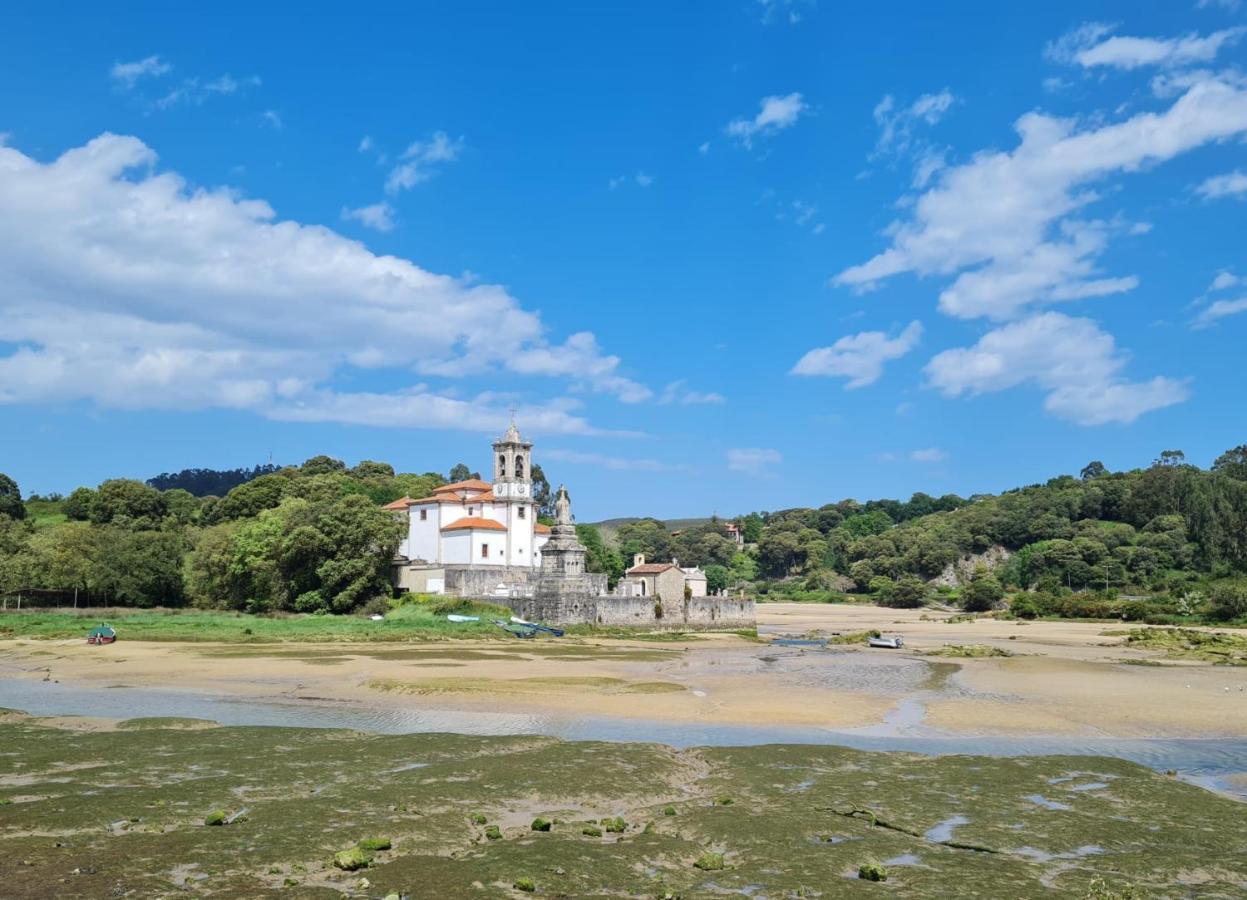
[{"x1": 388, "y1": 422, "x2": 551, "y2": 594}]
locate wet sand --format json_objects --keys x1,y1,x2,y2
[{"x1": 1, "y1": 603, "x2": 1245, "y2": 740}]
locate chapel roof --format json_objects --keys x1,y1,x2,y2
[
  {"x1": 381, "y1": 496, "x2": 413, "y2": 510},
  {"x1": 432, "y1": 479, "x2": 493, "y2": 494},
  {"x1": 440, "y1": 516, "x2": 508, "y2": 532},
  {"x1": 534, "y1": 523, "x2": 552, "y2": 534},
  {"x1": 626, "y1": 563, "x2": 679, "y2": 575}
]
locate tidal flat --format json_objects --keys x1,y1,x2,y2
[{"x1": 3, "y1": 711, "x2": 1246, "y2": 898}]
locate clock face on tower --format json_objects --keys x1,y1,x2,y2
[{"x1": 517, "y1": 484, "x2": 528, "y2": 497}]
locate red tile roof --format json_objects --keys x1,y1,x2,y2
[
  {"x1": 534, "y1": 523, "x2": 551, "y2": 534},
  {"x1": 432, "y1": 479, "x2": 492, "y2": 494},
  {"x1": 626, "y1": 563, "x2": 679, "y2": 575},
  {"x1": 382, "y1": 496, "x2": 413, "y2": 510},
  {"x1": 441, "y1": 516, "x2": 508, "y2": 532}
]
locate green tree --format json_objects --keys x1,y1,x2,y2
[
  {"x1": 93, "y1": 527, "x2": 188, "y2": 607},
  {"x1": 300, "y1": 455, "x2": 347, "y2": 476},
  {"x1": 0, "y1": 472, "x2": 26, "y2": 520},
  {"x1": 90, "y1": 479, "x2": 167, "y2": 527},
  {"x1": 577, "y1": 524, "x2": 623, "y2": 588},
  {"x1": 882, "y1": 575, "x2": 928, "y2": 609},
  {"x1": 350, "y1": 460, "x2": 395, "y2": 480},
  {"x1": 1080, "y1": 460, "x2": 1107, "y2": 481},
  {"x1": 1208, "y1": 582, "x2": 1247, "y2": 622},
  {"x1": 63, "y1": 486, "x2": 96, "y2": 521},
  {"x1": 962, "y1": 567, "x2": 1004, "y2": 612},
  {"x1": 1212, "y1": 445, "x2": 1247, "y2": 482},
  {"x1": 531, "y1": 463, "x2": 553, "y2": 518},
  {"x1": 448, "y1": 462, "x2": 477, "y2": 483},
  {"x1": 705, "y1": 564, "x2": 730, "y2": 594},
  {"x1": 616, "y1": 519, "x2": 672, "y2": 565}
]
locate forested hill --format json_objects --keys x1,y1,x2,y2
[
  {"x1": 604, "y1": 447, "x2": 1247, "y2": 623},
  {"x1": 1, "y1": 446, "x2": 1245, "y2": 624}
]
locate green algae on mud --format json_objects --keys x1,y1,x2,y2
[
  {"x1": 1, "y1": 714, "x2": 1245, "y2": 898},
  {"x1": 1111, "y1": 627, "x2": 1247, "y2": 665}
]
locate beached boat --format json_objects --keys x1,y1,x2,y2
[
  {"x1": 510, "y1": 616, "x2": 565, "y2": 637},
  {"x1": 446, "y1": 614, "x2": 480, "y2": 623},
  {"x1": 86, "y1": 625, "x2": 117, "y2": 645},
  {"x1": 867, "y1": 635, "x2": 903, "y2": 649},
  {"x1": 492, "y1": 619, "x2": 538, "y2": 639}
]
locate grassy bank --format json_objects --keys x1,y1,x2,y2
[
  {"x1": 0, "y1": 604, "x2": 754, "y2": 644},
  {"x1": 1, "y1": 711, "x2": 1243, "y2": 897}
]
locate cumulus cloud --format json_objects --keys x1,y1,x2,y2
[
  {"x1": 385, "y1": 131, "x2": 462, "y2": 194},
  {"x1": 1196, "y1": 169, "x2": 1247, "y2": 198},
  {"x1": 341, "y1": 201, "x2": 396, "y2": 232},
  {"x1": 0, "y1": 133, "x2": 649, "y2": 435},
  {"x1": 727, "y1": 447, "x2": 782, "y2": 476},
  {"x1": 110, "y1": 55, "x2": 171, "y2": 88},
  {"x1": 1210, "y1": 270, "x2": 1243, "y2": 291},
  {"x1": 727, "y1": 93, "x2": 808, "y2": 148},
  {"x1": 925, "y1": 313, "x2": 1188, "y2": 425},
  {"x1": 1048, "y1": 23, "x2": 1246, "y2": 70},
  {"x1": 792, "y1": 321, "x2": 922, "y2": 388},
  {"x1": 837, "y1": 74, "x2": 1247, "y2": 321}
]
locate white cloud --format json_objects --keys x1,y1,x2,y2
[
  {"x1": 756, "y1": 0, "x2": 810, "y2": 25},
  {"x1": 727, "y1": 93, "x2": 808, "y2": 148},
  {"x1": 909, "y1": 447, "x2": 947, "y2": 463},
  {"x1": 1196, "y1": 169, "x2": 1247, "y2": 198},
  {"x1": 1210, "y1": 270, "x2": 1243, "y2": 290},
  {"x1": 727, "y1": 447, "x2": 782, "y2": 475},
  {"x1": 341, "y1": 202, "x2": 396, "y2": 232},
  {"x1": 925, "y1": 313, "x2": 1188, "y2": 425},
  {"x1": 0, "y1": 133, "x2": 649, "y2": 434},
  {"x1": 698, "y1": 141, "x2": 710, "y2": 155},
  {"x1": 261, "y1": 110, "x2": 282, "y2": 129},
  {"x1": 542, "y1": 448, "x2": 689, "y2": 472},
  {"x1": 385, "y1": 131, "x2": 462, "y2": 194},
  {"x1": 791, "y1": 321, "x2": 922, "y2": 388},
  {"x1": 154, "y1": 74, "x2": 261, "y2": 110},
  {"x1": 1194, "y1": 297, "x2": 1247, "y2": 327},
  {"x1": 609, "y1": 171, "x2": 653, "y2": 190},
  {"x1": 358, "y1": 135, "x2": 374, "y2": 153},
  {"x1": 874, "y1": 89, "x2": 955, "y2": 156},
  {"x1": 110, "y1": 55, "x2": 171, "y2": 88},
  {"x1": 1198, "y1": 0, "x2": 1241, "y2": 9},
  {"x1": 837, "y1": 74, "x2": 1247, "y2": 321},
  {"x1": 658, "y1": 380, "x2": 726, "y2": 405},
  {"x1": 1049, "y1": 24, "x2": 1246, "y2": 70}
]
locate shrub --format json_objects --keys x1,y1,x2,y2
[
  {"x1": 962, "y1": 569, "x2": 1004, "y2": 612},
  {"x1": 484, "y1": 825, "x2": 502, "y2": 841},
  {"x1": 602, "y1": 816, "x2": 627, "y2": 833},
  {"x1": 531, "y1": 817, "x2": 552, "y2": 832},
  {"x1": 470, "y1": 812, "x2": 487, "y2": 825},
  {"x1": 1008, "y1": 595, "x2": 1039, "y2": 619},
  {"x1": 514, "y1": 876, "x2": 536, "y2": 892},
  {"x1": 663, "y1": 805, "x2": 677, "y2": 816},
  {"x1": 1209, "y1": 582, "x2": 1247, "y2": 622}
]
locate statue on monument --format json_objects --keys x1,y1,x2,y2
[{"x1": 554, "y1": 484, "x2": 572, "y2": 526}]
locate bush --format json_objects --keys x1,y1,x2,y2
[
  {"x1": 514, "y1": 876, "x2": 536, "y2": 892},
  {"x1": 530, "y1": 817, "x2": 551, "y2": 832},
  {"x1": 602, "y1": 816, "x2": 627, "y2": 833},
  {"x1": 1008, "y1": 595, "x2": 1039, "y2": 619},
  {"x1": 881, "y1": 575, "x2": 928, "y2": 608},
  {"x1": 1209, "y1": 582, "x2": 1247, "y2": 622},
  {"x1": 484, "y1": 825, "x2": 502, "y2": 841},
  {"x1": 962, "y1": 569, "x2": 1004, "y2": 612}
]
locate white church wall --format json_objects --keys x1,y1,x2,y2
[
  {"x1": 408, "y1": 502, "x2": 442, "y2": 563},
  {"x1": 470, "y1": 530, "x2": 506, "y2": 565},
  {"x1": 442, "y1": 530, "x2": 471, "y2": 565}
]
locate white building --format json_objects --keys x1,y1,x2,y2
[{"x1": 388, "y1": 423, "x2": 551, "y2": 593}]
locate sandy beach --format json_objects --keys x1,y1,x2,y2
[{"x1": 2, "y1": 603, "x2": 1245, "y2": 741}]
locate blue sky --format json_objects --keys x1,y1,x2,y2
[{"x1": 1, "y1": 1, "x2": 1245, "y2": 520}]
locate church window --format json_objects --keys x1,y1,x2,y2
[
  {"x1": 515, "y1": 457, "x2": 525, "y2": 478},
  {"x1": 517, "y1": 506, "x2": 526, "y2": 519},
  {"x1": 419, "y1": 509, "x2": 427, "y2": 521},
  {"x1": 481, "y1": 544, "x2": 489, "y2": 559},
  {"x1": 468, "y1": 506, "x2": 475, "y2": 516},
  {"x1": 499, "y1": 454, "x2": 507, "y2": 476}
]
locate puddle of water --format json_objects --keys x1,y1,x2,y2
[
  {"x1": 2, "y1": 678, "x2": 1246, "y2": 798},
  {"x1": 883, "y1": 853, "x2": 923, "y2": 867},
  {"x1": 1025, "y1": 794, "x2": 1072, "y2": 811},
  {"x1": 1067, "y1": 781, "x2": 1109, "y2": 792},
  {"x1": 923, "y1": 814, "x2": 969, "y2": 842}
]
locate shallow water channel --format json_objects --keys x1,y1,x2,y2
[{"x1": 2, "y1": 677, "x2": 1246, "y2": 798}]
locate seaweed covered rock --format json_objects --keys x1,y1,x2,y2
[
  {"x1": 694, "y1": 851, "x2": 725, "y2": 871},
  {"x1": 333, "y1": 847, "x2": 373, "y2": 871},
  {"x1": 602, "y1": 816, "x2": 627, "y2": 833},
  {"x1": 858, "y1": 862, "x2": 888, "y2": 882},
  {"x1": 357, "y1": 837, "x2": 391, "y2": 852},
  {"x1": 203, "y1": 810, "x2": 227, "y2": 827},
  {"x1": 531, "y1": 817, "x2": 552, "y2": 832},
  {"x1": 582, "y1": 825, "x2": 603, "y2": 837},
  {"x1": 514, "y1": 876, "x2": 536, "y2": 892},
  {"x1": 484, "y1": 825, "x2": 502, "y2": 841}
]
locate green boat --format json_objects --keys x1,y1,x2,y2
[{"x1": 86, "y1": 624, "x2": 117, "y2": 645}]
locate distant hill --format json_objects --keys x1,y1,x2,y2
[{"x1": 589, "y1": 516, "x2": 714, "y2": 548}]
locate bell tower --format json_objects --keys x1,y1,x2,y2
[{"x1": 492, "y1": 417, "x2": 533, "y2": 500}]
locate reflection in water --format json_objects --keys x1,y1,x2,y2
[{"x1": 1, "y1": 678, "x2": 1245, "y2": 798}]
